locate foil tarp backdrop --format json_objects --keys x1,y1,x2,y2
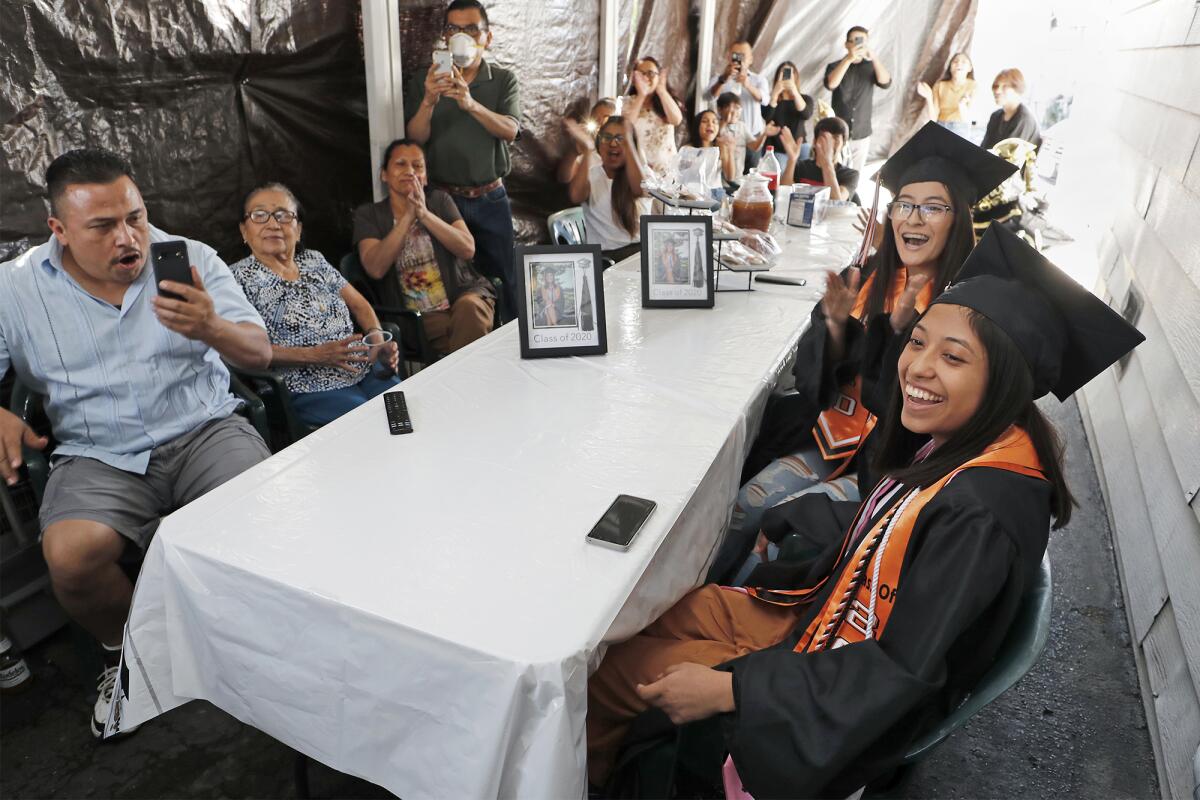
[
  {"x1": 1, "y1": 0, "x2": 370, "y2": 264},
  {"x1": 2, "y1": 0, "x2": 972, "y2": 264},
  {"x1": 745, "y1": 0, "x2": 978, "y2": 159}
]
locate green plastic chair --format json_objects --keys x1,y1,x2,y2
[
  {"x1": 899, "y1": 551, "x2": 1053, "y2": 765},
  {"x1": 769, "y1": 539, "x2": 1053, "y2": 769},
  {"x1": 777, "y1": 533, "x2": 1054, "y2": 764},
  {"x1": 9, "y1": 377, "x2": 270, "y2": 503},
  {"x1": 611, "y1": 551, "x2": 1053, "y2": 795},
  {"x1": 547, "y1": 206, "x2": 586, "y2": 246}
]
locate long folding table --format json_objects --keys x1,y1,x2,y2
[{"x1": 114, "y1": 210, "x2": 862, "y2": 799}]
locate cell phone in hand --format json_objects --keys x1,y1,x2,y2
[
  {"x1": 150, "y1": 240, "x2": 193, "y2": 301},
  {"x1": 586, "y1": 495, "x2": 656, "y2": 551},
  {"x1": 782, "y1": 66, "x2": 793, "y2": 81},
  {"x1": 433, "y1": 49, "x2": 454, "y2": 76},
  {"x1": 731, "y1": 52, "x2": 743, "y2": 65}
]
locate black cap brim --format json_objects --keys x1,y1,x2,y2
[
  {"x1": 936, "y1": 223, "x2": 1145, "y2": 400},
  {"x1": 877, "y1": 121, "x2": 1017, "y2": 205}
]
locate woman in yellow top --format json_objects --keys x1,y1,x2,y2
[{"x1": 917, "y1": 52, "x2": 976, "y2": 139}]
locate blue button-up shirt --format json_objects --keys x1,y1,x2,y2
[{"x1": 0, "y1": 227, "x2": 266, "y2": 474}]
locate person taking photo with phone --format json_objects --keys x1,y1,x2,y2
[
  {"x1": 706, "y1": 42, "x2": 771, "y2": 170},
  {"x1": 405, "y1": 0, "x2": 520, "y2": 317},
  {"x1": 824, "y1": 26, "x2": 892, "y2": 172},
  {"x1": 0, "y1": 148, "x2": 272, "y2": 738},
  {"x1": 761, "y1": 61, "x2": 814, "y2": 178}
]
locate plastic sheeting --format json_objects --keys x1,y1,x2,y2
[
  {"x1": 113, "y1": 213, "x2": 863, "y2": 799},
  {"x1": 2, "y1": 0, "x2": 972, "y2": 264},
  {"x1": 741, "y1": 0, "x2": 977, "y2": 159},
  {"x1": 396, "y1": 1, "x2": 602, "y2": 244},
  {"x1": 0, "y1": 0, "x2": 370, "y2": 264}
]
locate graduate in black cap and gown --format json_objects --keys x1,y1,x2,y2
[
  {"x1": 711, "y1": 122, "x2": 1017, "y2": 585},
  {"x1": 587, "y1": 223, "x2": 1145, "y2": 797}
]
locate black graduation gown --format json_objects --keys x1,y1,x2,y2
[
  {"x1": 717, "y1": 466, "x2": 1051, "y2": 798},
  {"x1": 742, "y1": 270, "x2": 903, "y2": 482}
]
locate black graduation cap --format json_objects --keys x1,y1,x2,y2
[
  {"x1": 876, "y1": 121, "x2": 1017, "y2": 205},
  {"x1": 932, "y1": 222, "x2": 1145, "y2": 401}
]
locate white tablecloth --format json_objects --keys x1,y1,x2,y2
[{"x1": 113, "y1": 211, "x2": 862, "y2": 799}]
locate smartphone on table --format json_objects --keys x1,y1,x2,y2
[
  {"x1": 586, "y1": 495, "x2": 657, "y2": 551},
  {"x1": 150, "y1": 240, "x2": 193, "y2": 301},
  {"x1": 433, "y1": 49, "x2": 454, "y2": 76}
]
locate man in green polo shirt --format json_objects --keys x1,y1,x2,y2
[{"x1": 407, "y1": 0, "x2": 521, "y2": 317}]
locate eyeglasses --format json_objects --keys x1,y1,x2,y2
[
  {"x1": 244, "y1": 209, "x2": 298, "y2": 224},
  {"x1": 597, "y1": 133, "x2": 626, "y2": 144},
  {"x1": 443, "y1": 23, "x2": 485, "y2": 37},
  {"x1": 886, "y1": 201, "x2": 953, "y2": 222},
  {"x1": 636, "y1": 68, "x2": 660, "y2": 78}
]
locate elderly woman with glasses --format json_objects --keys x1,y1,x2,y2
[
  {"x1": 229, "y1": 182, "x2": 400, "y2": 428},
  {"x1": 624, "y1": 56, "x2": 684, "y2": 180}
]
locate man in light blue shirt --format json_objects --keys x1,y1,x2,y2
[
  {"x1": 0, "y1": 149, "x2": 273, "y2": 736},
  {"x1": 706, "y1": 41, "x2": 771, "y2": 172}
]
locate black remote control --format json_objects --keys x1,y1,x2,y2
[
  {"x1": 755, "y1": 274, "x2": 807, "y2": 286},
  {"x1": 383, "y1": 391, "x2": 413, "y2": 435}
]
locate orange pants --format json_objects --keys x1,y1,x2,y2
[
  {"x1": 587, "y1": 585, "x2": 799, "y2": 785},
  {"x1": 423, "y1": 292, "x2": 494, "y2": 354}
]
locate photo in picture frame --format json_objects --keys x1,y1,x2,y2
[
  {"x1": 640, "y1": 215, "x2": 715, "y2": 308},
  {"x1": 515, "y1": 244, "x2": 607, "y2": 358}
]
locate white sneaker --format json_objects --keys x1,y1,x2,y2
[{"x1": 91, "y1": 663, "x2": 139, "y2": 739}]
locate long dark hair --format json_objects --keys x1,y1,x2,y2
[
  {"x1": 597, "y1": 116, "x2": 640, "y2": 237},
  {"x1": 872, "y1": 308, "x2": 1075, "y2": 527},
  {"x1": 942, "y1": 52, "x2": 975, "y2": 82},
  {"x1": 772, "y1": 61, "x2": 801, "y2": 86},
  {"x1": 860, "y1": 180, "x2": 975, "y2": 319},
  {"x1": 627, "y1": 56, "x2": 676, "y2": 122},
  {"x1": 689, "y1": 110, "x2": 719, "y2": 147}
]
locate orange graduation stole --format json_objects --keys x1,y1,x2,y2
[
  {"x1": 749, "y1": 426, "x2": 1045, "y2": 652},
  {"x1": 811, "y1": 269, "x2": 936, "y2": 478}
]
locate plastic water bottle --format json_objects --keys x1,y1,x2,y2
[
  {"x1": 759, "y1": 146, "x2": 780, "y2": 193},
  {"x1": 0, "y1": 622, "x2": 33, "y2": 694}
]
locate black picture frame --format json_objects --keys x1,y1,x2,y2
[
  {"x1": 515, "y1": 244, "x2": 608, "y2": 359},
  {"x1": 640, "y1": 215, "x2": 715, "y2": 309}
]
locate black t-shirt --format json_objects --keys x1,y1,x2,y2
[
  {"x1": 762, "y1": 94, "x2": 815, "y2": 150},
  {"x1": 792, "y1": 159, "x2": 860, "y2": 199},
  {"x1": 824, "y1": 59, "x2": 890, "y2": 140},
  {"x1": 981, "y1": 104, "x2": 1042, "y2": 150}
]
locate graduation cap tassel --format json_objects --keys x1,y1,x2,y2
[{"x1": 851, "y1": 180, "x2": 883, "y2": 269}]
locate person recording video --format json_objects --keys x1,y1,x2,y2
[
  {"x1": 706, "y1": 42, "x2": 770, "y2": 170},
  {"x1": 824, "y1": 26, "x2": 892, "y2": 172}
]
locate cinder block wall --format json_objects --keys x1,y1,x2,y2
[{"x1": 1058, "y1": 2, "x2": 1200, "y2": 797}]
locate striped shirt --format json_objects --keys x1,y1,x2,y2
[{"x1": 0, "y1": 228, "x2": 265, "y2": 474}]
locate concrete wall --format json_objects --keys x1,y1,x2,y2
[{"x1": 1056, "y1": 2, "x2": 1200, "y2": 797}]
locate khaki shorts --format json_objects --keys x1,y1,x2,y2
[{"x1": 39, "y1": 414, "x2": 270, "y2": 549}]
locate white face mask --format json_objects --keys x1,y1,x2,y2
[{"x1": 448, "y1": 33, "x2": 478, "y2": 67}]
